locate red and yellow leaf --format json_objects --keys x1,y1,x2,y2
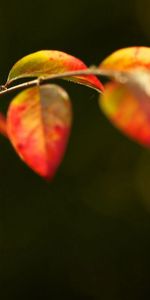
[
  {"x1": 99, "y1": 47, "x2": 150, "y2": 72},
  {"x1": 99, "y1": 82, "x2": 150, "y2": 147},
  {"x1": 7, "y1": 50, "x2": 103, "y2": 92},
  {"x1": 0, "y1": 112, "x2": 7, "y2": 137},
  {"x1": 7, "y1": 84, "x2": 72, "y2": 179}
]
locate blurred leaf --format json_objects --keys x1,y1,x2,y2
[
  {"x1": 7, "y1": 50, "x2": 103, "y2": 92},
  {"x1": 7, "y1": 84, "x2": 72, "y2": 179},
  {"x1": 0, "y1": 112, "x2": 7, "y2": 137},
  {"x1": 99, "y1": 47, "x2": 150, "y2": 94},
  {"x1": 99, "y1": 46, "x2": 150, "y2": 72},
  {"x1": 98, "y1": 46, "x2": 150, "y2": 147},
  {"x1": 99, "y1": 82, "x2": 150, "y2": 147}
]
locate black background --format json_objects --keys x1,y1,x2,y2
[{"x1": 1, "y1": 0, "x2": 150, "y2": 299}]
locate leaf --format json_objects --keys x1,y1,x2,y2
[
  {"x1": 7, "y1": 50, "x2": 103, "y2": 92},
  {"x1": 98, "y1": 46, "x2": 150, "y2": 147},
  {"x1": 0, "y1": 112, "x2": 7, "y2": 137},
  {"x1": 99, "y1": 46, "x2": 150, "y2": 72},
  {"x1": 99, "y1": 82, "x2": 150, "y2": 147},
  {"x1": 7, "y1": 84, "x2": 72, "y2": 179}
]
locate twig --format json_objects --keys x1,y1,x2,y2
[{"x1": 0, "y1": 67, "x2": 125, "y2": 97}]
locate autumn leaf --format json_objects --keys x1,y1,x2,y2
[
  {"x1": 7, "y1": 50, "x2": 103, "y2": 92},
  {"x1": 97, "y1": 46, "x2": 150, "y2": 147},
  {"x1": 99, "y1": 47, "x2": 150, "y2": 72},
  {"x1": 98, "y1": 47, "x2": 150, "y2": 92},
  {"x1": 0, "y1": 112, "x2": 7, "y2": 137},
  {"x1": 7, "y1": 84, "x2": 72, "y2": 179},
  {"x1": 99, "y1": 82, "x2": 150, "y2": 147}
]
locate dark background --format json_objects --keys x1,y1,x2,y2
[{"x1": 1, "y1": 0, "x2": 150, "y2": 299}]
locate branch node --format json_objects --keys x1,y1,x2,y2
[{"x1": 0, "y1": 85, "x2": 7, "y2": 92}]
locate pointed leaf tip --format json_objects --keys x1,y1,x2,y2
[
  {"x1": 7, "y1": 84, "x2": 72, "y2": 179},
  {"x1": 7, "y1": 50, "x2": 103, "y2": 92}
]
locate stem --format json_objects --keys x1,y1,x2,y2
[
  {"x1": 0, "y1": 79, "x2": 38, "y2": 96},
  {"x1": 0, "y1": 67, "x2": 124, "y2": 96}
]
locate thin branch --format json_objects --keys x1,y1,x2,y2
[
  {"x1": 0, "y1": 67, "x2": 125, "y2": 97},
  {"x1": 0, "y1": 79, "x2": 38, "y2": 96}
]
